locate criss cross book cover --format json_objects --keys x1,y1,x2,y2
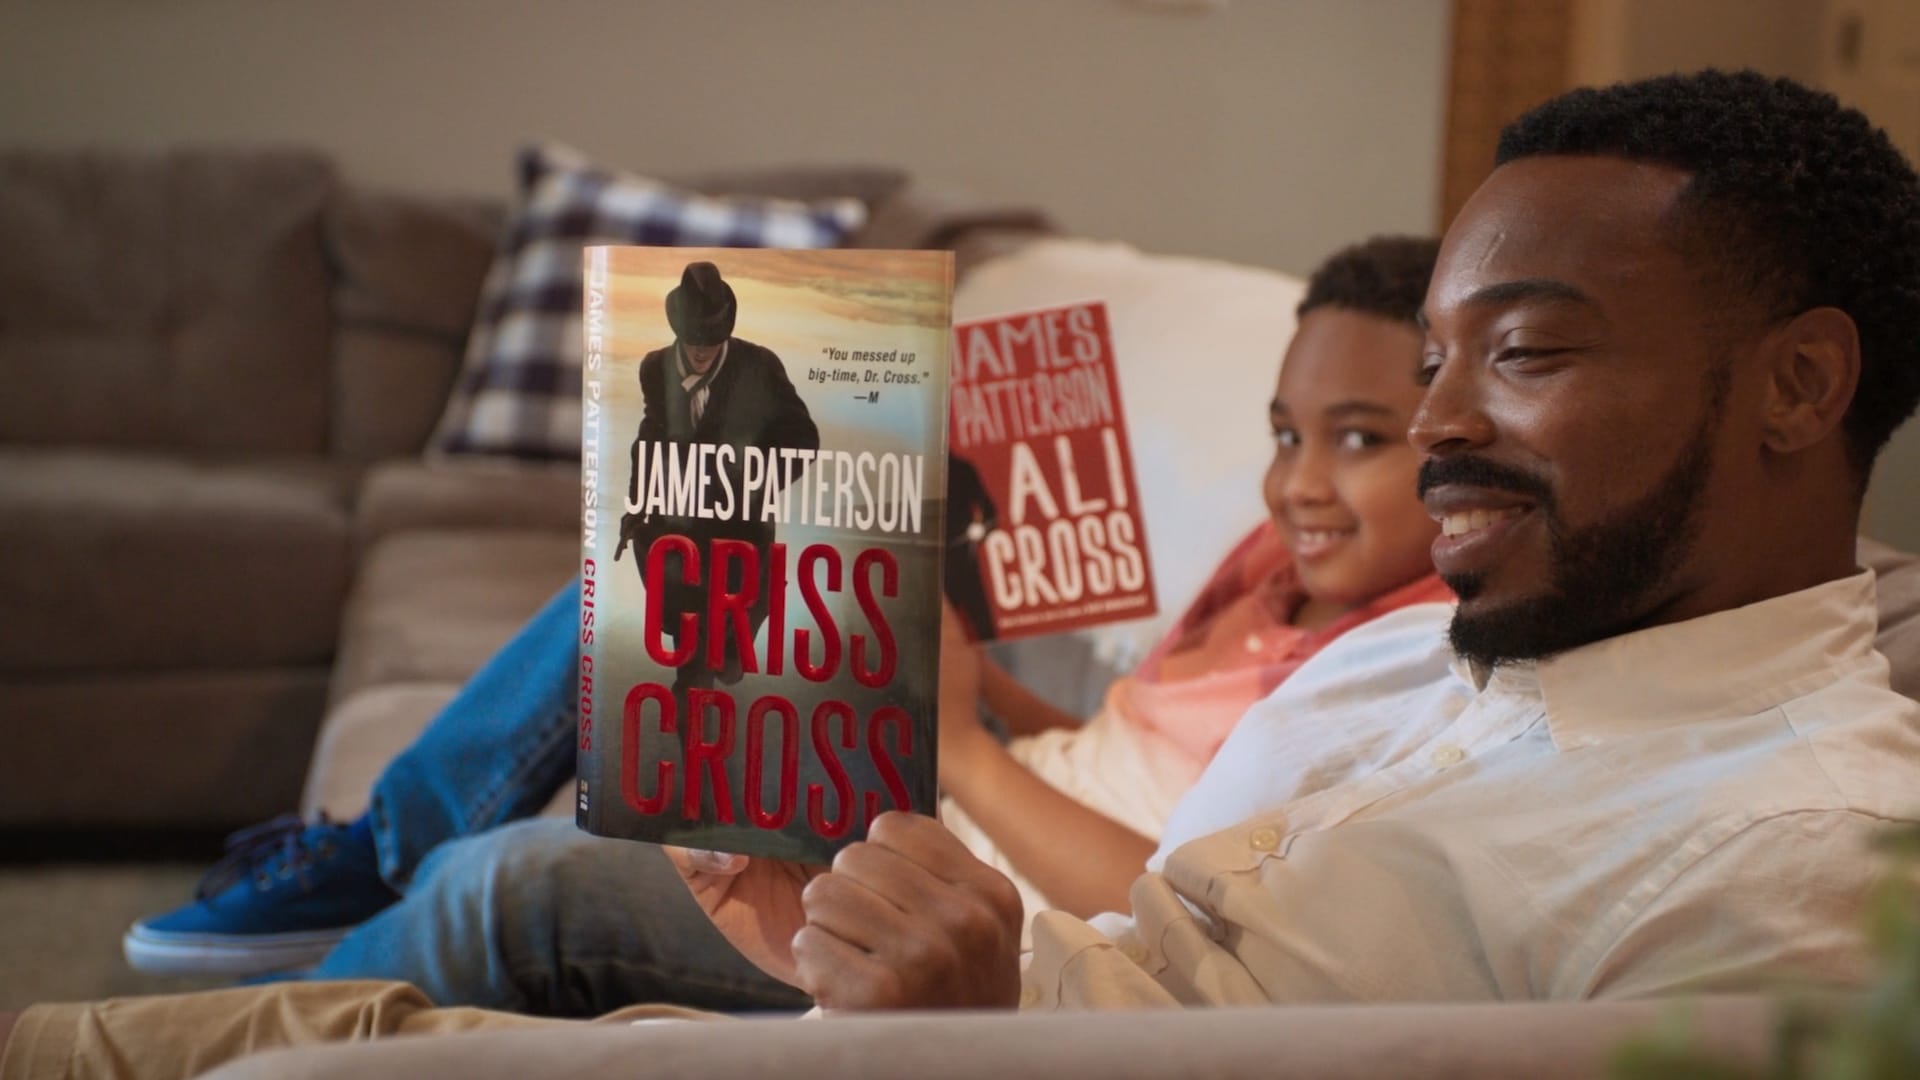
[
  {"x1": 577, "y1": 247, "x2": 953, "y2": 862},
  {"x1": 946, "y1": 301, "x2": 1157, "y2": 642}
]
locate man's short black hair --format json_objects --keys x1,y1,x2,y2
[
  {"x1": 1297, "y1": 235, "x2": 1440, "y2": 327},
  {"x1": 1497, "y1": 69, "x2": 1920, "y2": 478}
]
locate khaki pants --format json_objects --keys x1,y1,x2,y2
[{"x1": 0, "y1": 980, "x2": 708, "y2": 1080}]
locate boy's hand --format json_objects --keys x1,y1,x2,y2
[
  {"x1": 794, "y1": 811, "x2": 1024, "y2": 1010},
  {"x1": 938, "y1": 603, "x2": 994, "y2": 787}
]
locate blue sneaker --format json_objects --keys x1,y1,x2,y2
[{"x1": 123, "y1": 814, "x2": 400, "y2": 976}]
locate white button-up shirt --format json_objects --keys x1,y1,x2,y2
[{"x1": 1023, "y1": 570, "x2": 1920, "y2": 1007}]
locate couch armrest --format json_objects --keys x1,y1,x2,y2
[
  {"x1": 355, "y1": 458, "x2": 578, "y2": 549},
  {"x1": 854, "y1": 179, "x2": 1056, "y2": 277},
  {"x1": 197, "y1": 996, "x2": 1776, "y2": 1080}
]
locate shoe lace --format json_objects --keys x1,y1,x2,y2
[{"x1": 194, "y1": 812, "x2": 333, "y2": 900}]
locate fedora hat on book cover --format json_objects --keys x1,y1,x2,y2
[{"x1": 665, "y1": 261, "x2": 737, "y2": 346}]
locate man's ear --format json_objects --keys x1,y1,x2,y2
[{"x1": 1761, "y1": 306, "x2": 1860, "y2": 454}]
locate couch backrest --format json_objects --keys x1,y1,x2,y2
[
  {"x1": 320, "y1": 166, "x2": 919, "y2": 464},
  {"x1": 1862, "y1": 536, "x2": 1920, "y2": 701},
  {"x1": 0, "y1": 150, "x2": 1051, "y2": 464},
  {"x1": 0, "y1": 148, "x2": 336, "y2": 454},
  {"x1": 325, "y1": 187, "x2": 500, "y2": 462}
]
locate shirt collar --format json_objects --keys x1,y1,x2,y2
[{"x1": 1449, "y1": 570, "x2": 1881, "y2": 750}]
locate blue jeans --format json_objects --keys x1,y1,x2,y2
[{"x1": 307, "y1": 579, "x2": 809, "y2": 1016}]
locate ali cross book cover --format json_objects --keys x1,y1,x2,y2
[
  {"x1": 577, "y1": 247, "x2": 953, "y2": 862},
  {"x1": 946, "y1": 301, "x2": 1157, "y2": 642}
]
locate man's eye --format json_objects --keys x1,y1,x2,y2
[
  {"x1": 1496, "y1": 346, "x2": 1561, "y2": 364},
  {"x1": 1272, "y1": 428, "x2": 1300, "y2": 448},
  {"x1": 1417, "y1": 358, "x2": 1442, "y2": 387},
  {"x1": 1337, "y1": 430, "x2": 1383, "y2": 451}
]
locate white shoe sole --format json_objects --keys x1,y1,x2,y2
[{"x1": 122, "y1": 925, "x2": 351, "y2": 977}]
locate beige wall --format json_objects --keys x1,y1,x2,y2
[
  {"x1": 1571, "y1": 0, "x2": 1825, "y2": 85},
  {"x1": 1571, "y1": 0, "x2": 1920, "y2": 552},
  {"x1": 0, "y1": 0, "x2": 1447, "y2": 277},
  {"x1": 10, "y1": 0, "x2": 1910, "y2": 547}
]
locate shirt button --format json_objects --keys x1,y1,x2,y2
[
  {"x1": 1243, "y1": 633, "x2": 1263, "y2": 653},
  {"x1": 1248, "y1": 826, "x2": 1281, "y2": 852},
  {"x1": 1019, "y1": 984, "x2": 1039, "y2": 1008},
  {"x1": 1429, "y1": 745, "x2": 1466, "y2": 768},
  {"x1": 1120, "y1": 941, "x2": 1149, "y2": 964}
]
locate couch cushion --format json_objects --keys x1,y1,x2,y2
[
  {"x1": 354, "y1": 458, "x2": 578, "y2": 548},
  {"x1": 326, "y1": 188, "x2": 503, "y2": 462},
  {"x1": 302, "y1": 681, "x2": 574, "y2": 822},
  {"x1": 953, "y1": 238, "x2": 1306, "y2": 671},
  {"x1": 0, "y1": 667, "x2": 328, "y2": 827},
  {"x1": 0, "y1": 449, "x2": 353, "y2": 673},
  {"x1": 429, "y1": 142, "x2": 868, "y2": 461},
  {"x1": 0, "y1": 149, "x2": 335, "y2": 454},
  {"x1": 856, "y1": 179, "x2": 1057, "y2": 274},
  {"x1": 302, "y1": 682, "x2": 459, "y2": 819},
  {"x1": 663, "y1": 164, "x2": 909, "y2": 212},
  {"x1": 328, "y1": 529, "x2": 577, "y2": 703}
]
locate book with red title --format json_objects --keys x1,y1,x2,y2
[
  {"x1": 945, "y1": 301, "x2": 1157, "y2": 642},
  {"x1": 576, "y1": 247, "x2": 953, "y2": 862}
]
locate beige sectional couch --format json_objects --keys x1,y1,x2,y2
[{"x1": 0, "y1": 148, "x2": 1047, "y2": 829}]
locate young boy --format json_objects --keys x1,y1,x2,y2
[{"x1": 119, "y1": 236, "x2": 1448, "y2": 1019}]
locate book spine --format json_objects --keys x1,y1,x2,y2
[{"x1": 578, "y1": 246, "x2": 609, "y2": 832}]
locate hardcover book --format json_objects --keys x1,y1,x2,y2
[
  {"x1": 946, "y1": 301, "x2": 1157, "y2": 641},
  {"x1": 577, "y1": 247, "x2": 953, "y2": 862}
]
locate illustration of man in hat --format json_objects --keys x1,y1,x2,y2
[{"x1": 616, "y1": 260, "x2": 820, "y2": 700}]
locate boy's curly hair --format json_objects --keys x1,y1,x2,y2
[{"x1": 1297, "y1": 235, "x2": 1440, "y2": 328}]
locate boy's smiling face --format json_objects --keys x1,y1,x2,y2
[{"x1": 1264, "y1": 306, "x2": 1439, "y2": 615}]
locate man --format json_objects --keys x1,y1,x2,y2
[
  {"x1": 677, "y1": 68, "x2": 1920, "y2": 1010},
  {"x1": 4, "y1": 70, "x2": 1920, "y2": 1078},
  {"x1": 617, "y1": 260, "x2": 819, "y2": 694}
]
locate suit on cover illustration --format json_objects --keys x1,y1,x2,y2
[{"x1": 618, "y1": 261, "x2": 821, "y2": 697}]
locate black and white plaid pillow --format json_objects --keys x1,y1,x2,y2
[{"x1": 431, "y1": 143, "x2": 868, "y2": 459}]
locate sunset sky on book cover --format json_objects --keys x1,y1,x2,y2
[
  {"x1": 947, "y1": 301, "x2": 1157, "y2": 642},
  {"x1": 577, "y1": 246, "x2": 952, "y2": 862}
]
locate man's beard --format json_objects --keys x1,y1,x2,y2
[{"x1": 1429, "y1": 391, "x2": 1723, "y2": 668}]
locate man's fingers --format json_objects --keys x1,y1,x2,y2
[
  {"x1": 777, "y1": 815, "x2": 1026, "y2": 1011},
  {"x1": 791, "y1": 924, "x2": 904, "y2": 1009},
  {"x1": 826, "y1": 837, "x2": 959, "y2": 921},
  {"x1": 812, "y1": 828, "x2": 1021, "y2": 985},
  {"x1": 864, "y1": 812, "x2": 1025, "y2": 924},
  {"x1": 800, "y1": 862, "x2": 914, "y2": 949},
  {"x1": 864, "y1": 810, "x2": 977, "y2": 876}
]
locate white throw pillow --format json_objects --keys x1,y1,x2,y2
[{"x1": 953, "y1": 237, "x2": 1304, "y2": 672}]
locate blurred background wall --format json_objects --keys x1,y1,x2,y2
[
  {"x1": 0, "y1": 0, "x2": 1449, "y2": 277},
  {"x1": 2, "y1": 0, "x2": 1913, "y2": 546}
]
